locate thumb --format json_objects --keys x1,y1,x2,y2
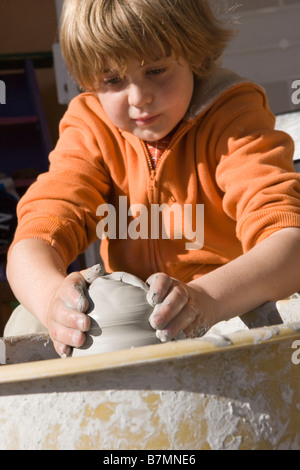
[{"x1": 80, "y1": 263, "x2": 106, "y2": 285}]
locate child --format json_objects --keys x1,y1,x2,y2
[{"x1": 5, "y1": 0, "x2": 300, "y2": 356}]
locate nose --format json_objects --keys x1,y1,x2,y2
[{"x1": 127, "y1": 82, "x2": 152, "y2": 108}]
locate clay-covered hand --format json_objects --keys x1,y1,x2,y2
[
  {"x1": 45, "y1": 264, "x2": 105, "y2": 357},
  {"x1": 146, "y1": 273, "x2": 214, "y2": 342}
]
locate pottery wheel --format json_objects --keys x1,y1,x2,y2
[{"x1": 72, "y1": 272, "x2": 161, "y2": 356}]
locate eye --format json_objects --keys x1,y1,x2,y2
[
  {"x1": 147, "y1": 67, "x2": 167, "y2": 76},
  {"x1": 103, "y1": 75, "x2": 123, "y2": 86}
]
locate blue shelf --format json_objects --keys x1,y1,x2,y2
[{"x1": 0, "y1": 59, "x2": 52, "y2": 178}]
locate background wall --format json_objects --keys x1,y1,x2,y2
[
  {"x1": 222, "y1": 0, "x2": 300, "y2": 114},
  {"x1": 0, "y1": 0, "x2": 67, "y2": 146},
  {"x1": 0, "y1": 0, "x2": 299, "y2": 142}
]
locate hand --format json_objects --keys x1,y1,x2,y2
[
  {"x1": 146, "y1": 273, "x2": 214, "y2": 342},
  {"x1": 45, "y1": 264, "x2": 105, "y2": 357}
]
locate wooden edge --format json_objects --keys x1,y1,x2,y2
[{"x1": 0, "y1": 322, "x2": 299, "y2": 385}]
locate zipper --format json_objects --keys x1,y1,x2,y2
[
  {"x1": 142, "y1": 121, "x2": 192, "y2": 177},
  {"x1": 140, "y1": 122, "x2": 192, "y2": 273},
  {"x1": 139, "y1": 141, "x2": 158, "y2": 272},
  {"x1": 141, "y1": 141, "x2": 157, "y2": 204},
  {"x1": 147, "y1": 170, "x2": 157, "y2": 205},
  {"x1": 141, "y1": 140, "x2": 154, "y2": 173}
]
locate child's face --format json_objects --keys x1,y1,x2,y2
[{"x1": 97, "y1": 55, "x2": 194, "y2": 142}]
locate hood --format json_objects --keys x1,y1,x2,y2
[{"x1": 185, "y1": 67, "x2": 264, "y2": 121}]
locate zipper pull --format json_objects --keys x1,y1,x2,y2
[
  {"x1": 147, "y1": 170, "x2": 157, "y2": 202},
  {"x1": 149, "y1": 170, "x2": 156, "y2": 187}
]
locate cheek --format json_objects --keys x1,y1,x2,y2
[
  {"x1": 161, "y1": 74, "x2": 193, "y2": 113},
  {"x1": 178, "y1": 74, "x2": 194, "y2": 106},
  {"x1": 98, "y1": 94, "x2": 127, "y2": 126}
]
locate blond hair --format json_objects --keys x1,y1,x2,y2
[{"x1": 60, "y1": 0, "x2": 234, "y2": 91}]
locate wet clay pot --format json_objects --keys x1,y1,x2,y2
[{"x1": 72, "y1": 272, "x2": 161, "y2": 356}]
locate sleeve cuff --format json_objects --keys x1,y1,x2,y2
[
  {"x1": 8, "y1": 216, "x2": 80, "y2": 268},
  {"x1": 237, "y1": 209, "x2": 300, "y2": 252}
]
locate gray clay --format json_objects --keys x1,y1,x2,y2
[{"x1": 72, "y1": 272, "x2": 161, "y2": 356}]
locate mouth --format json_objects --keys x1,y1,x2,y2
[{"x1": 133, "y1": 114, "x2": 160, "y2": 126}]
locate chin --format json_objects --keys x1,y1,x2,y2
[{"x1": 136, "y1": 129, "x2": 170, "y2": 142}]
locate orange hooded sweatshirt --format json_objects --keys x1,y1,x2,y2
[{"x1": 10, "y1": 68, "x2": 300, "y2": 283}]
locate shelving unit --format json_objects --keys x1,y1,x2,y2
[
  {"x1": 0, "y1": 52, "x2": 53, "y2": 333},
  {"x1": 0, "y1": 54, "x2": 53, "y2": 185}
]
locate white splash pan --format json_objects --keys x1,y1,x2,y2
[{"x1": 0, "y1": 320, "x2": 299, "y2": 450}]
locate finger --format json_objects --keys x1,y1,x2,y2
[
  {"x1": 51, "y1": 321, "x2": 87, "y2": 350},
  {"x1": 149, "y1": 282, "x2": 189, "y2": 329},
  {"x1": 51, "y1": 304, "x2": 90, "y2": 332},
  {"x1": 53, "y1": 340, "x2": 72, "y2": 358},
  {"x1": 156, "y1": 301, "x2": 197, "y2": 341},
  {"x1": 146, "y1": 273, "x2": 174, "y2": 307},
  {"x1": 80, "y1": 264, "x2": 106, "y2": 284},
  {"x1": 154, "y1": 301, "x2": 194, "y2": 341},
  {"x1": 155, "y1": 305, "x2": 210, "y2": 343},
  {"x1": 60, "y1": 273, "x2": 89, "y2": 313}
]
